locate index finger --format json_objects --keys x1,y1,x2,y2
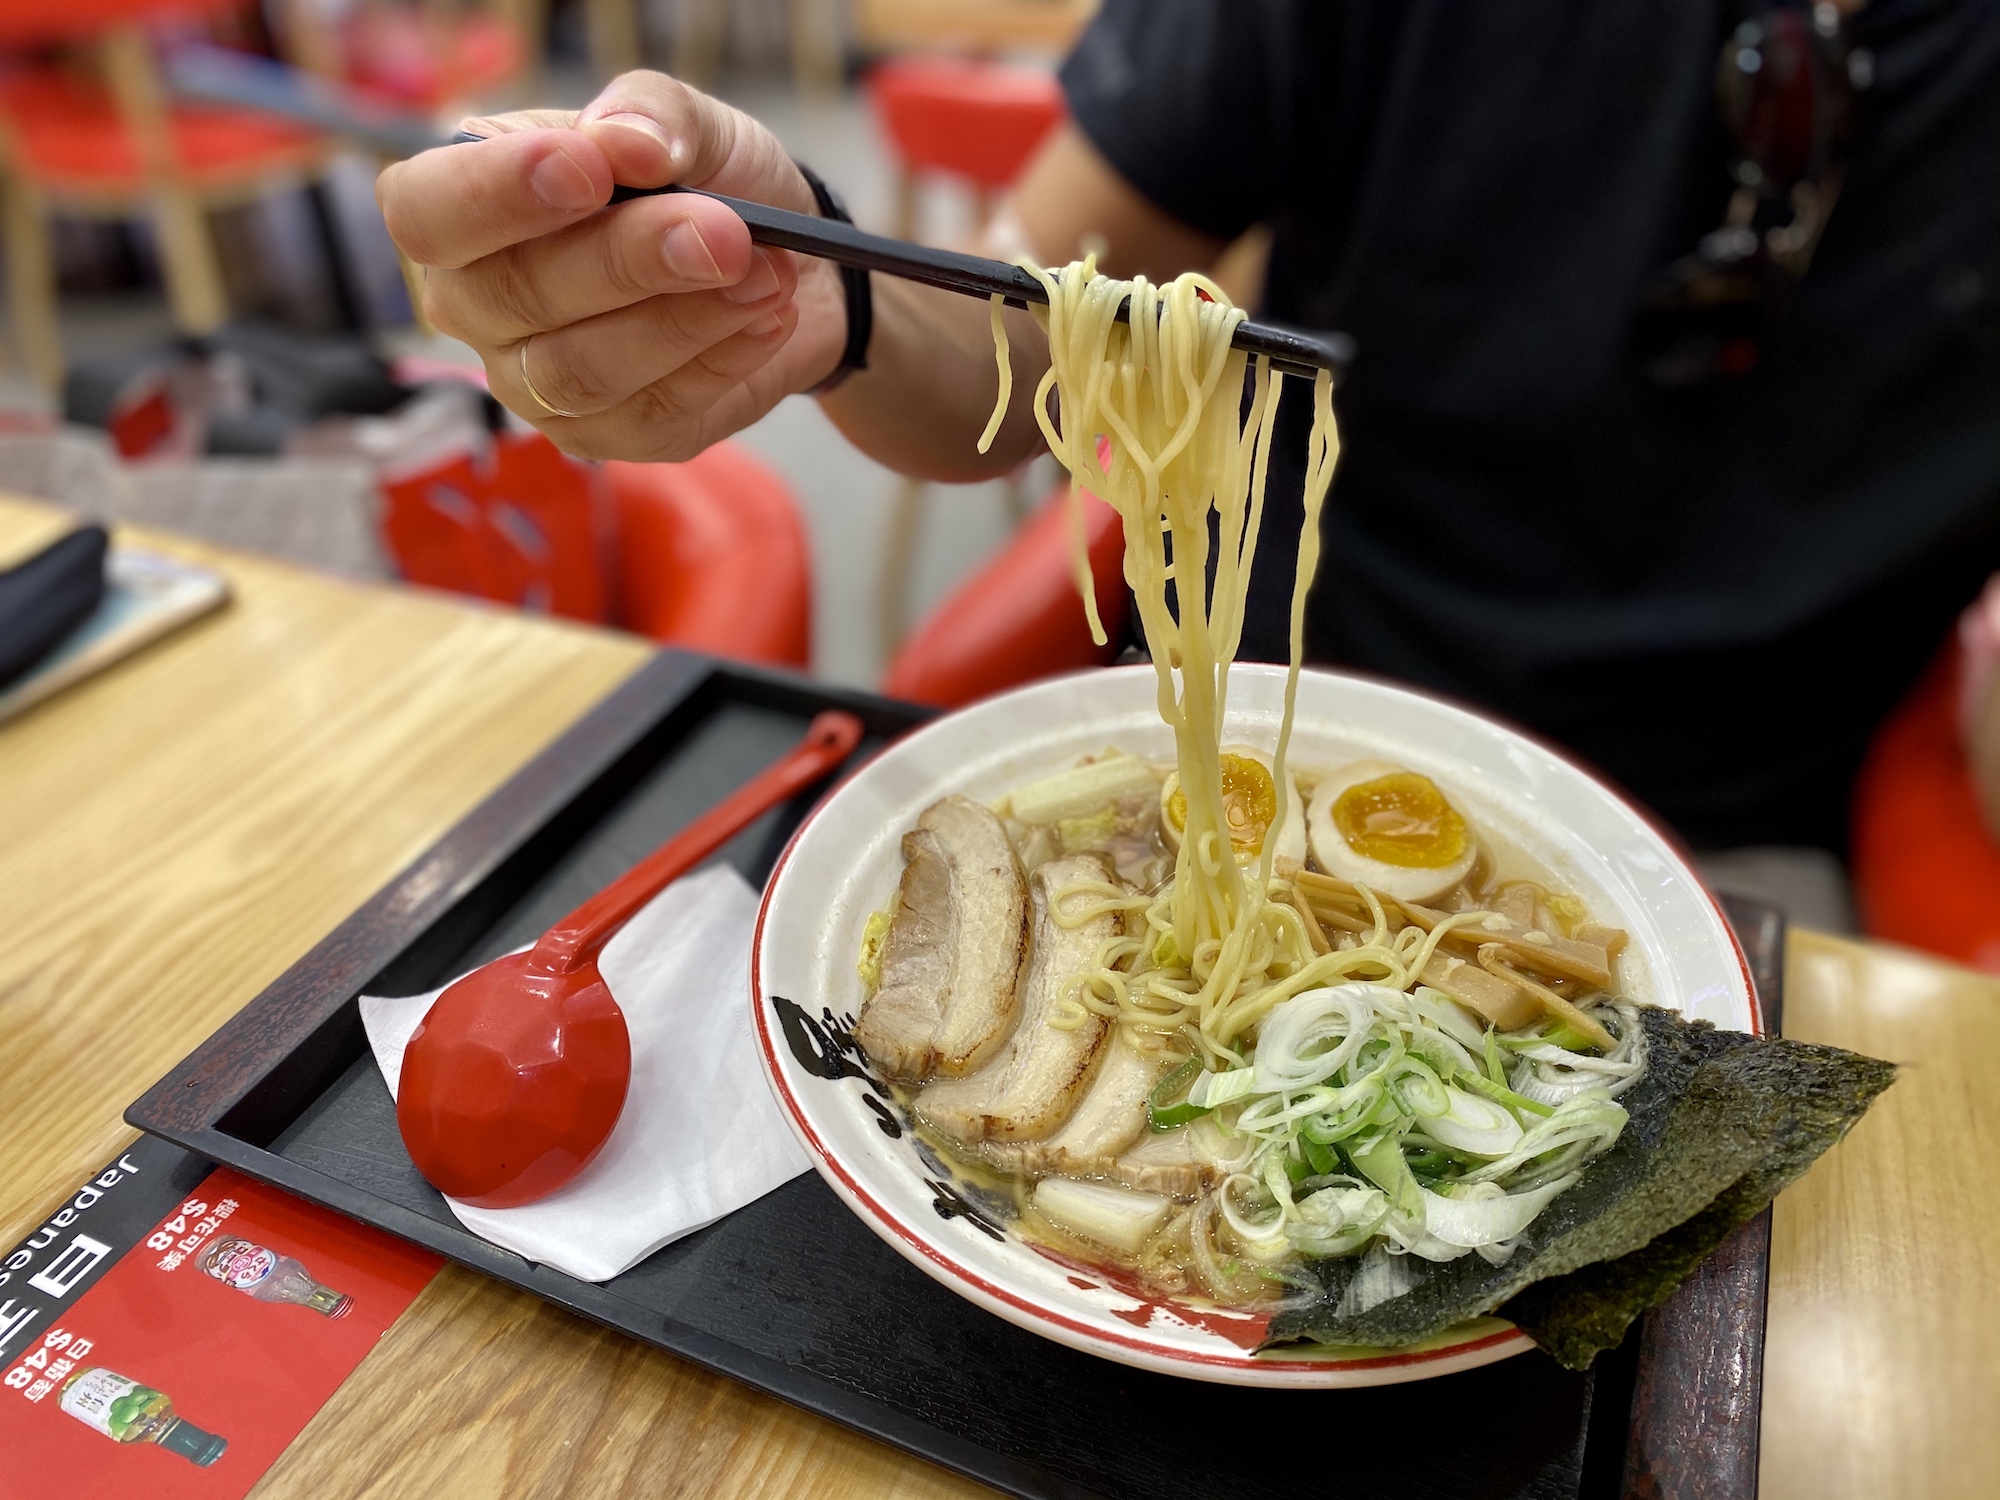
[{"x1": 378, "y1": 128, "x2": 615, "y2": 271}]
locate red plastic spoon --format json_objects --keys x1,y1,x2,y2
[{"x1": 397, "y1": 710, "x2": 865, "y2": 1208}]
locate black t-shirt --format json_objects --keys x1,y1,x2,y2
[{"x1": 1061, "y1": 0, "x2": 2000, "y2": 850}]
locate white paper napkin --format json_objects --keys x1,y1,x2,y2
[{"x1": 359, "y1": 864, "x2": 809, "y2": 1282}]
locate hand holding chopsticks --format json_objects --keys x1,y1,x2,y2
[{"x1": 447, "y1": 129, "x2": 1354, "y2": 382}]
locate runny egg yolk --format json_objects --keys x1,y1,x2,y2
[
  {"x1": 1167, "y1": 754, "x2": 1278, "y2": 855},
  {"x1": 1331, "y1": 772, "x2": 1468, "y2": 869}
]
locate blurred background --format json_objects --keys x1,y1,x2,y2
[
  {"x1": 0, "y1": 0, "x2": 1097, "y2": 688},
  {"x1": 3, "y1": 0, "x2": 1999, "y2": 972}
]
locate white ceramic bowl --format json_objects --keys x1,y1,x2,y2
[{"x1": 751, "y1": 665, "x2": 1753, "y2": 1387}]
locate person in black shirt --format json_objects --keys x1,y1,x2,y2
[{"x1": 375, "y1": 0, "x2": 2000, "y2": 867}]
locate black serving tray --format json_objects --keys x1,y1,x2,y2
[{"x1": 128, "y1": 652, "x2": 1777, "y2": 1500}]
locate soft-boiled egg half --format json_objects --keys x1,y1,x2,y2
[
  {"x1": 1160, "y1": 746, "x2": 1307, "y2": 868},
  {"x1": 1306, "y1": 759, "x2": 1478, "y2": 904}
]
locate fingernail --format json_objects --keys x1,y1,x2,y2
[
  {"x1": 662, "y1": 220, "x2": 723, "y2": 282},
  {"x1": 595, "y1": 111, "x2": 679, "y2": 158},
  {"x1": 743, "y1": 311, "x2": 786, "y2": 338},
  {"x1": 722, "y1": 250, "x2": 781, "y2": 304},
  {"x1": 529, "y1": 149, "x2": 598, "y2": 211}
]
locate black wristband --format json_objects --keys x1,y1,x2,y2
[{"x1": 795, "y1": 161, "x2": 872, "y2": 392}]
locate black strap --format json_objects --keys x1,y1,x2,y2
[{"x1": 795, "y1": 161, "x2": 872, "y2": 392}]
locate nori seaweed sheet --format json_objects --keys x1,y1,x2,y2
[{"x1": 1262, "y1": 1006, "x2": 1895, "y2": 1369}]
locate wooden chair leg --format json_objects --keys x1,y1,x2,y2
[
  {"x1": 672, "y1": 0, "x2": 728, "y2": 90},
  {"x1": 586, "y1": 0, "x2": 642, "y2": 79},
  {"x1": 878, "y1": 476, "x2": 927, "y2": 664},
  {"x1": 789, "y1": 0, "x2": 843, "y2": 97},
  {"x1": 494, "y1": 0, "x2": 551, "y2": 99},
  {"x1": 894, "y1": 168, "x2": 919, "y2": 244},
  {"x1": 1001, "y1": 469, "x2": 1030, "y2": 526},
  {"x1": 151, "y1": 189, "x2": 231, "y2": 335},
  {"x1": 102, "y1": 25, "x2": 229, "y2": 335},
  {"x1": 2, "y1": 172, "x2": 64, "y2": 391}
]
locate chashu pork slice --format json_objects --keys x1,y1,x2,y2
[
  {"x1": 983, "y1": 1032, "x2": 1224, "y2": 1201},
  {"x1": 853, "y1": 795, "x2": 1028, "y2": 1081},
  {"x1": 918, "y1": 854, "x2": 1122, "y2": 1144},
  {"x1": 981, "y1": 1029, "x2": 1167, "y2": 1177},
  {"x1": 1104, "y1": 1125, "x2": 1226, "y2": 1201}
]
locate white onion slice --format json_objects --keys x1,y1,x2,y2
[
  {"x1": 1033, "y1": 1178, "x2": 1172, "y2": 1254},
  {"x1": 1419, "y1": 1174, "x2": 1579, "y2": 1248},
  {"x1": 1424, "y1": 1086, "x2": 1527, "y2": 1157}
]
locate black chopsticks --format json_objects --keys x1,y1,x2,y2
[{"x1": 451, "y1": 133, "x2": 1354, "y2": 380}]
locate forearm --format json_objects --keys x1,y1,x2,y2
[{"x1": 816, "y1": 276, "x2": 1050, "y2": 482}]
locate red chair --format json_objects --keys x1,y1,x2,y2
[
  {"x1": 379, "y1": 428, "x2": 612, "y2": 621},
  {"x1": 861, "y1": 55, "x2": 1068, "y2": 658},
  {"x1": 1851, "y1": 640, "x2": 2000, "y2": 973},
  {"x1": 865, "y1": 55, "x2": 1067, "y2": 232},
  {"x1": 605, "y1": 445, "x2": 812, "y2": 669},
  {"x1": 884, "y1": 481, "x2": 1128, "y2": 708},
  {"x1": 0, "y1": 0, "x2": 323, "y2": 387},
  {"x1": 378, "y1": 425, "x2": 813, "y2": 669}
]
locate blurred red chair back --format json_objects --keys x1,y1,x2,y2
[
  {"x1": 865, "y1": 55, "x2": 1065, "y2": 192},
  {"x1": 0, "y1": 67, "x2": 320, "y2": 196},
  {"x1": 606, "y1": 445, "x2": 812, "y2": 669},
  {"x1": 884, "y1": 482, "x2": 1128, "y2": 708},
  {"x1": 379, "y1": 430, "x2": 611, "y2": 621},
  {"x1": 333, "y1": 5, "x2": 523, "y2": 111},
  {"x1": 1851, "y1": 641, "x2": 2000, "y2": 973},
  {"x1": 377, "y1": 432, "x2": 813, "y2": 670}
]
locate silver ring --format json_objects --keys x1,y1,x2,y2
[{"x1": 518, "y1": 336, "x2": 584, "y2": 419}]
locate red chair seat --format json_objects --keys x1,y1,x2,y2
[
  {"x1": 1852, "y1": 642, "x2": 2000, "y2": 973},
  {"x1": 605, "y1": 445, "x2": 812, "y2": 669},
  {"x1": 0, "y1": 69, "x2": 319, "y2": 195},
  {"x1": 884, "y1": 483, "x2": 1129, "y2": 707},
  {"x1": 864, "y1": 56, "x2": 1065, "y2": 189},
  {"x1": 0, "y1": 0, "x2": 242, "y2": 46},
  {"x1": 342, "y1": 9, "x2": 522, "y2": 111}
]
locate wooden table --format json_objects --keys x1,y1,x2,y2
[{"x1": 1, "y1": 491, "x2": 1993, "y2": 1499}]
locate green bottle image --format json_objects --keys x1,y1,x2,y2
[{"x1": 57, "y1": 1367, "x2": 227, "y2": 1466}]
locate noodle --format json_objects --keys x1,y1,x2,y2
[
  {"x1": 860, "y1": 271, "x2": 1643, "y2": 1308},
  {"x1": 987, "y1": 258, "x2": 1342, "y2": 1064},
  {"x1": 976, "y1": 294, "x2": 1011, "y2": 455}
]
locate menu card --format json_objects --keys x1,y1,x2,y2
[{"x1": 0, "y1": 1135, "x2": 441, "y2": 1497}]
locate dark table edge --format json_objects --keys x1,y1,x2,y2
[{"x1": 1618, "y1": 892, "x2": 1781, "y2": 1500}]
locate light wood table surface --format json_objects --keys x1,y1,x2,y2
[{"x1": 1, "y1": 489, "x2": 1994, "y2": 1499}]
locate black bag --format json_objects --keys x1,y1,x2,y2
[{"x1": 0, "y1": 526, "x2": 107, "y2": 689}]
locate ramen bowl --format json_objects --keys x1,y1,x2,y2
[{"x1": 750, "y1": 664, "x2": 1753, "y2": 1387}]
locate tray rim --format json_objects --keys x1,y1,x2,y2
[{"x1": 125, "y1": 649, "x2": 1773, "y2": 1500}]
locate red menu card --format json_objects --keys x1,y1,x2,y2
[{"x1": 0, "y1": 1137, "x2": 441, "y2": 1497}]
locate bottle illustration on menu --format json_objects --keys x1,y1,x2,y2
[
  {"x1": 200, "y1": 1236, "x2": 353, "y2": 1316},
  {"x1": 58, "y1": 1368, "x2": 228, "y2": 1466}
]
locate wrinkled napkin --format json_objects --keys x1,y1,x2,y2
[{"x1": 360, "y1": 865, "x2": 809, "y2": 1282}]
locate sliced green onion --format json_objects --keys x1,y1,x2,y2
[
  {"x1": 1540, "y1": 1019, "x2": 1605, "y2": 1054},
  {"x1": 1460, "y1": 1068, "x2": 1556, "y2": 1118},
  {"x1": 1147, "y1": 1058, "x2": 1208, "y2": 1132},
  {"x1": 1350, "y1": 1133, "x2": 1425, "y2": 1219},
  {"x1": 1302, "y1": 1135, "x2": 1339, "y2": 1177}
]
